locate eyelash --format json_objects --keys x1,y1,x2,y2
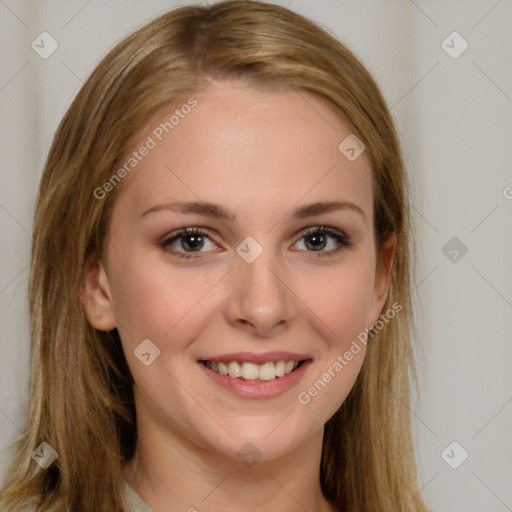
[{"x1": 160, "y1": 225, "x2": 352, "y2": 260}]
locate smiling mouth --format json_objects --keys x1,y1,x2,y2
[{"x1": 200, "y1": 360, "x2": 307, "y2": 381}]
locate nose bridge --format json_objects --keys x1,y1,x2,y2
[{"x1": 228, "y1": 237, "x2": 293, "y2": 334}]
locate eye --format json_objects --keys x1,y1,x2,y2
[
  {"x1": 293, "y1": 225, "x2": 352, "y2": 257},
  {"x1": 160, "y1": 227, "x2": 218, "y2": 259},
  {"x1": 160, "y1": 225, "x2": 352, "y2": 260}
]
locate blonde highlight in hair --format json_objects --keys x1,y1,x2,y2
[{"x1": 1, "y1": 2, "x2": 426, "y2": 511}]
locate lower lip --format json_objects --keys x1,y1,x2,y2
[{"x1": 198, "y1": 360, "x2": 312, "y2": 400}]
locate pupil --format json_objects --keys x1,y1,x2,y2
[
  {"x1": 183, "y1": 234, "x2": 203, "y2": 251},
  {"x1": 306, "y1": 233, "x2": 326, "y2": 251}
]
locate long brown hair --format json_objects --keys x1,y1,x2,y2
[{"x1": 0, "y1": 1, "x2": 426, "y2": 511}]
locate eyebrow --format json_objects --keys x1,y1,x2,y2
[{"x1": 141, "y1": 200, "x2": 365, "y2": 222}]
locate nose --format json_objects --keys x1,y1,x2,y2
[{"x1": 225, "y1": 245, "x2": 295, "y2": 337}]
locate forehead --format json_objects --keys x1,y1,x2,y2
[{"x1": 112, "y1": 81, "x2": 373, "y2": 224}]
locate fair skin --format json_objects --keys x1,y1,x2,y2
[{"x1": 83, "y1": 81, "x2": 396, "y2": 512}]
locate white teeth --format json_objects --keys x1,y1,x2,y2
[
  {"x1": 242, "y1": 362, "x2": 259, "y2": 380},
  {"x1": 275, "y1": 361, "x2": 286, "y2": 377},
  {"x1": 218, "y1": 361, "x2": 229, "y2": 375},
  {"x1": 228, "y1": 361, "x2": 243, "y2": 378},
  {"x1": 259, "y1": 362, "x2": 276, "y2": 381},
  {"x1": 205, "y1": 359, "x2": 302, "y2": 380}
]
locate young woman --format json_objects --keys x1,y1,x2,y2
[{"x1": 0, "y1": 1, "x2": 427, "y2": 511}]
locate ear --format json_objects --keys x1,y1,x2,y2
[
  {"x1": 368, "y1": 233, "x2": 397, "y2": 327},
  {"x1": 81, "y1": 257, "x2": 117, "y2": 331}
]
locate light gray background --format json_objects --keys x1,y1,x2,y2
[{"x1": 1, "y1": 1, "x2": 511, "y2": 511}]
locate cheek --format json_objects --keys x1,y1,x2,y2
[
  {"x1": 110, "y1": 239, "x2": 377, "y2": 351},
  {"x1": 299, "y1": 254, "x2": 377, "y2": 347},
  {"x1": 293, "y1": 260, "x2": 374, "y2": 422},
  {"x1": 108, "y1": 248, "x2": 222, "y2": 350}
]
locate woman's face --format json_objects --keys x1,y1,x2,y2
[{"x1": 83, "y1": 81, "x2": 395, "y2": 462}]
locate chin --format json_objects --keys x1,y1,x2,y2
[{"x1": 193, "y1": 412, "x2": 320, "y2": 466}]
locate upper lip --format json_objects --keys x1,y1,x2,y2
[{"x1": 199, "y1": 351, "x2": 312, "y2": 364}]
